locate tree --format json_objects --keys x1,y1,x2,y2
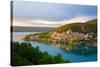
[{"x1": 11, "y1": 42, "x2": 69, "y2": 66}]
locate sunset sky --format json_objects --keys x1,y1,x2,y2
[{"x1": 13, "y1": 1, "x2": 97, "y2": 27}]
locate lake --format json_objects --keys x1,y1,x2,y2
[{"x1": 12, "y1": 32, "x2": 97, "y2": 62}]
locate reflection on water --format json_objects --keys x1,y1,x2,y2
[
  {"x1": 12, "y1": 32, "x2": 97, "y2": 62},
  {"x1": 30, "y1": 41, "x2": 97, "y2": 62}
]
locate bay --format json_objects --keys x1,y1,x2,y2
[{"x1": 12, "y1": 32, "x2": 97, "y2": 62}]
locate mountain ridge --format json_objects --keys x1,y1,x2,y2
[
  {"x1": 12, "y1": 26, "x2": 55, "y2": 32},
  {"x1": 54, "y1": 19, "x2": 97, "y2": 33}
]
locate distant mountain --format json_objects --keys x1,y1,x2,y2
[
  {"x1": 11, "y1": 26, "x2": 54, "y2": 32},
  {"x1": 54, "y1": 19, "x2": 97, "y2": 33}
]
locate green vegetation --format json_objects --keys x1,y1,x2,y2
[
  {"x1": 23, "y1": 32, "x2": 50, "y2": 41},
  {"x1": 23, "y1": 19, "x2": 97, "y2": 50},
  {"x1": 55, "y1": 19, "x2": 97, "y2": 33},
  {"x1": 11, "y1": 42, "x2": 70, "y2": 66},
  {"x1": 11, "y1": 19, "x2": 97, "y2": 66}
]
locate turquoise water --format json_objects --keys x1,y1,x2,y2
[
  {"x1": 30, "y1": 41, "x2": 97, "y2": 62},
  {"x1": 13, "y1": 32, "x2": 97, "y2": 62}
]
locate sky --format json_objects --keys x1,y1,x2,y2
[{"x1": 12, "y1": 1, "x2": 97, "y2": 27}]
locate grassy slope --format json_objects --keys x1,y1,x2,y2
[{"x1": 54, "y1": 19, "x2": 97, "y2": 33}]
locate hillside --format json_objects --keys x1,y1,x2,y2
[
  {"x1": 54, "y1": 19, "x2": 97, "y2": 33},
  {"x1": 23, "y1": 19, "x2": 97, "y2": 50}
]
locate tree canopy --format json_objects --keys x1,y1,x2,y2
[{"x1": 11, "y1": 42, "x2": 70, "y2": 66}]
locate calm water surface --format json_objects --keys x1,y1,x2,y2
[
  {"x1": 12, "y1": 32, "x2": 97, "y2": 62},
  {"x1": 12, "y1": 32, "x2": 39, "y2": 41}
]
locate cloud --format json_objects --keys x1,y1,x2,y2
[
  {"x1": 13, "y1": 1, "x2": 97, "y2": 21},
  {"x1": 29, "y1": 19, "x2": 63, "y2": 24},
  {"x1": 63, "y1": 16, "x2": 97, "y2": 24},
  {"x1": 12, "y1": 19, "x2": 34, "y2": 27},
  {"x1": 13, "y1": 19, "x2": 62, "y2": 27},
  {"x1": 13, "y1": 16, "x2": 96, "y2": 27}
]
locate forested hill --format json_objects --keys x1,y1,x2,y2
[{"x1": 54, "y1": 19, "x2": 97, "y2": 33}]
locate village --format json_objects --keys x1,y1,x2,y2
[{"x1": 49, "y1": 29, "x2": 93, "y2": 42}]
